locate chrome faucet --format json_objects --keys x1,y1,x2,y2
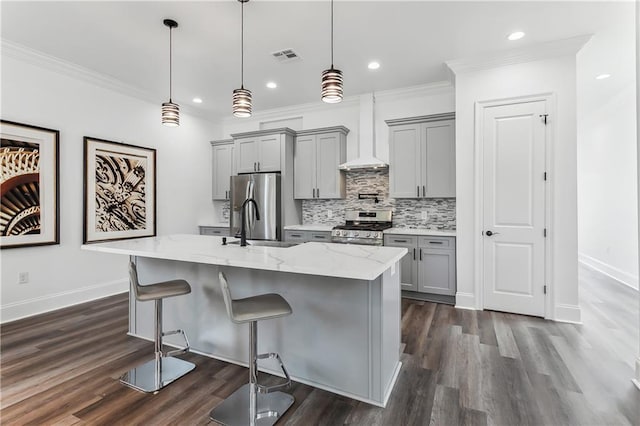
[{"x1": 240, "y1": 198, "x2": 260, "y2": 247}]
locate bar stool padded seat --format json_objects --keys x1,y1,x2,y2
[
  {"x1": 228, "y1": 293, "x2": 292, "y2": 324},
  {"x1": 135, "y1": 279, "x2": 191, "y2": 301}
]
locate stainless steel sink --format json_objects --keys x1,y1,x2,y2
[{"x1": 227, "y1": 240, "x2": 298, "y2": 248}]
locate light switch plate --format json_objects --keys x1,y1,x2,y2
[{"x1": 421, "y1": 211, "x2": 428, "y2": 220}]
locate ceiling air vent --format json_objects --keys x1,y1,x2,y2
[{"x1": 271, "y1": 48, "x2": 301, "y2": 63}]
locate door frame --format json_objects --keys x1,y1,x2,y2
[{"x1": 473, "y1": 93, "x2": 555, "y2": 319}]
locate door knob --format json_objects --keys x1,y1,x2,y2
[{"x1": 485, "y1": 230, "x2": 500, "y2": 236}]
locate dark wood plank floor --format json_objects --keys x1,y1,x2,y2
[{"x1": 2, "y1": 266, "x2": 639, "y2": 425}]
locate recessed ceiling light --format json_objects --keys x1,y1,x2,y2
[
  {"x1": 192, "y1": 97, "x2": 203, "y2": 103},
  {"x1": 368, "y1": 61, "x2": 380, "y2": 70},
  {"x1": 266, "y1": 82, "x2": 277, "y2": 89},
  {"x1": 595, "y1": 73, "x2": 611, "y2": 80},
  {"x1": 507, "y1": 31, "x2": 525, "y2": 41}
]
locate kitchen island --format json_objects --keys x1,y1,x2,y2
[{"x1": 81, "y1": 234, "x2": 406, "y2": 407}]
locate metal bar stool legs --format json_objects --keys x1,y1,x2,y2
[{"x1": 120, "y1": 259, "x2": 196, "y2": 394}]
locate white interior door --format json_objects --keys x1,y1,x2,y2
[{"x1": 482, "y1": 100, "x2": 546, "y2": 317}]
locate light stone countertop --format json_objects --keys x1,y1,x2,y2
[
  {"x1": 284, "y1": 224, "x2": 335, "y2": 232},
  {"x1": 81, "y1": 234, "x2": 407, "y2": 281},
  {"x1": 198, "y1": 223, "x2": 230, "y2": 228},
  {"x1": 384, "y1": 228, "x2": 456, "y2": 237}
]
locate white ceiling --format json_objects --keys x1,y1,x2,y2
[{"x1": 1, "y1": 1, "x2": 636, "y2": 120}]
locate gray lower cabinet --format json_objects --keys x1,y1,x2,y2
[
  {"x1": 383, "y1": 235, "x2": 419, "y2": 291},
  {"x1": 199, "y1": 226, "x2": 230, "y2": 236},
  {"x1": 284, "y1": 230, "x2": 331, "y2": 243},
  {"x1": 384, "y1": 234, "x2": 456, "y2": 296}
]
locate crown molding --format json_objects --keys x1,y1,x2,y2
[
  {"x1": 221, "y1": 81, "x2": 454, "y2": 126},
  {"x1": 1, "y1": 38, "x2": 217, "y2": 123},
  {"x1": 445, "y1": 34, "x2": 593, "y2": 75}
]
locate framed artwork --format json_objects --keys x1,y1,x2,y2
[
  {"x1": 0, "y1": 120, "x2": 60, "y2": 249},
  {"x1": 83, "y1": 137, "x2": 156, "y2": 244}
]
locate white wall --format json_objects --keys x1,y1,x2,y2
[
  {"x1": 578, "y1": 82, "x2": 638, "y2": 289},
  {"x1": 0, "y1": 53, "x2": 221, "y2": 322},
  {"x1": 453, "y1": 54, "x2": 582, "y2": 322}
]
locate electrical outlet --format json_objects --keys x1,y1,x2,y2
[
  {"x1": 18, "y1": 272, "x2": 29, "y2": 284},
  {"x1": 327, "y1": 210, "x2": 333, "y2": 218},
  {"x1": 421, "y1": 211, "x2": 428, "y2": 221}
]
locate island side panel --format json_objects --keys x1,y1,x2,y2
[
  {"x1": 131, "y1": 257, "x2": 383, "y2": 404},
  {"x1": 381, "y1": 261, "x2": 402, "y2": 401}
]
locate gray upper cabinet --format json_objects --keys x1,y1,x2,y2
[
  {"x1": 294, "y1": 126, "x2": 348, "y2": 199},
  {"x1": 387, "y1": 113, "x2": 456, "y2": 199},
  {"x1": 234, "y1": 132, "x2": 284, "y2": 173},
  {"x1": 211, "y1": 139, "x2": 234, "y2": 200}
]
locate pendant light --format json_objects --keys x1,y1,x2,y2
[
  {"x1": 321, "y1": 0, "x2": 343, "y2": 103},
  {"x1": 161, "y1": 19, "x2": 179, "y2": 127},
  {"x1": 233, "y1": 0, "x2": 252, "y2": 117}
]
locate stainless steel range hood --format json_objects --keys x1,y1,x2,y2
[{"x1": 339, "y1": 93, "x2": 388, "y2": 170}]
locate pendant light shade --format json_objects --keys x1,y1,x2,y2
[
  {"x1": 321, "y1": 67, "x2": 343, "y2": 103},
  {"x1": 161, "y1": 101, "x2": 180, "y2": 127},
  {"x1": 322, "y1": 0, "x2": 343, "y2": 103},
  {"x1": 233, "y1": 0, "x2": 252, "y2": 118},
  {"x1": 162, "y1": 19, "x2": 179, "y2": 127},
  {"x1": 232, "y1": 87, "x2": 252, "y2": 118}
]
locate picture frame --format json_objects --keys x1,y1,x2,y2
[
  {"x1": 83, "y1": 137, "x2": 156, "y2": 244},
  {"x1": 0, "y1": 120, "x2": 60, "y2": 249}
]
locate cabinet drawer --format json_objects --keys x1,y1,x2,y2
[
  {"x1": 309, "y1": 232, "x2": 330, "y2": 241},
  {"x1": 384, "y1": 235, "x2": 418, "y2": 246},
  {"x1": 200, "y1": 226, "x2": 230, "y2": 236},
  {"x1": 284, "y1": 230, "x2": 309, "y2": 241},
  {"x1": 418, "y1": 236, "x2": 455, "y2": 249}
]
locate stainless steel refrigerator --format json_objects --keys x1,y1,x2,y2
[{"x1": 229, "y1": 173, "x2": 281, "y2": 241}]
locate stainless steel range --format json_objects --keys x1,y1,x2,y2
[{"x1": 331, "y1": 210, "x2": 393, "y2": 246}]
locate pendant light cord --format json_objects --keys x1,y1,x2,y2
[
  {"x1": 241, "y1": 0, "x2": 244, "y2": 88},
  {"x1": 169, "y1": 25, "x2": 173, "y2": 101},
  {"x1": 330, "y1": 0, "x2": 334, "y2": 67}
]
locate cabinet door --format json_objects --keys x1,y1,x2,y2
[
  {"x1": 389, "y1": 124, "x2": 422, "y2": 198},
  {"x1": 294, "y1": 135, "x2": 316, "y2": 199},
  {"x1": 257, "y1": 134, "x2": 281, "y2": 172},
  {"x1": 384, "y1": 236, "x2": 418, "y2": 291},
  {"x1": 315, "y1": 132, "x2": 344, "y2": 199},
  {"x1": 423, "y1": 120, "x2": 455, "y2": 198},
  {"x1": 236, "y1": 138, "x2": 258, "y2": 174},
  {"x1": 212, "y1": 144, "x2": 233, "y2": 200},
  {"x1": 418, "y1": 247, "x2": 456, "y2": 295}
]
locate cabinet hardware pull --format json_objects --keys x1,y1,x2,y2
[
  {"x1": 419, "y1": 248, "x2": 423, "y2": 261},
  {"x1": 417, "y1": 186, "x2": 420, "y2": 197},
  {"x1": 413, "y1": 248, "x2": 416, "y2": 260},
  {"x1": 429, "y1": 241, "x2": 443, "y2": 244},
  {"x1": 291, "y1": 234, "x2": 301, "y2": 237},
  {"x1": 258, "y1": 162, "x2": 260, "y2": 171},
  {"x1": 312, "y1": 188, "x2": 316, "y2": 198},
  {"x1": 423, "y1": 185, "x2": 426, "y2": 197},
  {"x1": 394, "y1": 239, "x2": 408, "y2": 243},
  {"x1": 314, "y1": 235, "x2": 324, "y2": 239},
  {"x1": 316, "y1": 188, "x2": 319, "y2": 198},
  {"x1": 253, "y1": 162, "x2": 257, "y2": 171}
]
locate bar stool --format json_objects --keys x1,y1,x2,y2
[
  {"x1": 210, "y1": 271, "x2": 294, "y2": 426},
  {"x1": 120, "y1": 259, "x2": 196, "y2": 393}
]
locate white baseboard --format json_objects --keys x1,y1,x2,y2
[
  {"x1": 634, "y1": 357, "x2": 640, "y2": 391},
  {"x1": 554, "y1": 303, "x2": 582, "y2": 324},
  {"x1": 0, "y1": 278, "x2": 128, "y2": 323},
  {"x1": 455, "y1": 292, "x2": 477, "y2": 310},
  {"x1": 578, "y1": 253, "x2": 639, "y2": 290}
]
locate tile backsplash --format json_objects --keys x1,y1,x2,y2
[{"x1": 302, "y1": 169, "x2": 456, "y2": 230}]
